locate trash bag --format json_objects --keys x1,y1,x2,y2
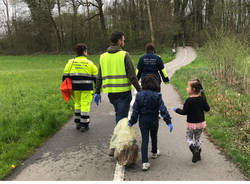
[
  {"x1": 60, "y1": 78, "x2": 72, "y2": 102},
  {"x1": 110, "y1": 118, "x2": 138, "y2": 166}
]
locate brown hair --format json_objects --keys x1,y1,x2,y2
[
  {"x1": 110, "y1": 31, "x2": 124, "y2": 44},
  {"x1": 189, "y1": 79, "x2": 207, "y2": 101},
  {"x1": 76, "y1": 43, "x2": 87, "y2": 56},
  {"x1": 146, "y1": 43, "x2": 155, "y2": 53},
  {"x1": 142, "y1": 74, "x2": 160, "y2": 92}
]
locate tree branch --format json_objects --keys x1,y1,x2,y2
[
  {"x1": 83, "y1": 13, "x2": 99, "y2": 22},
  {"x1": 77, "y1": 0, "x2": 98, "y2": 8}
]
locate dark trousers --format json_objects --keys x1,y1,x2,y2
[
  {"x1": 108, "y1": 91, "x2": 132, "y2": 124},
  {"x1": 139, "y1": 121, "x2": 159, "y2": 163}
]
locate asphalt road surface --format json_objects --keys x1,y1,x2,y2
[{"x1": 6, "y1": 47, "x2": 246, "y2": 181}]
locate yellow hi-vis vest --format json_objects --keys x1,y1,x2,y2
[
  {"x1": 100, "y1": 51, "x2": 132, "y2": 93},
  {"x1": 63, "y1": 56, "x2": 98, "y2": 91}
]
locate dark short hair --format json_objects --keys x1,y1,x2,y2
[
  {"x1": 146, "y1": 43, "x2": 155, "y2": 53},
  {"x1": 76, "y1": 43, "x2": 87, "y2": 56},
  {"x1": 110, "y1": 32, "x2": 124, "y2": 44},
  {"x1": 141, "y1": 74, "x2": 160, "y2": 92}
]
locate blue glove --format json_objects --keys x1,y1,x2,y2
[
  {"x1": 94, "y1": 94, "x2": 101, "y2": 106},
  {"x1": 173, "y1": 107, "x2": 177, "y2": 112},
  {"x1": 168, "y1": 123, "x2": 173, "y2": 133},
  {"x1": 128, "y1": 121, "x2": 133, "y2": 127}
]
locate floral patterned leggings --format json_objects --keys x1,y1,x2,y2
[{"x1": 186, "y1": 128, "x2": 203, "y2": 148}]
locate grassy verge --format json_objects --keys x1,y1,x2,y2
[
  {"x1": 171, "y1": 50, "x2": 250, "y2": 179},
  {"x1": 0, "y1": 51, "x2": 173, "y2": 179}
]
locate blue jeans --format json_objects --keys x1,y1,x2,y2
[
  {"x1": 108, "y1": 91, "x2": 132, "y2": 124},
  {"x1": 139, "y1": 121, "x2": 159, "y2": 163}
]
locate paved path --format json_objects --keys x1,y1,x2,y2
[{"x1": 6, "y1": 47, "x2": 245, "y2": 181}]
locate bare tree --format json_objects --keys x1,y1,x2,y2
[
  {"x1": 146, "y1": 0, "x2": 154, "y2": 43},
  {"x1": 78, "y1": 0, "x2": 107, "y2": 42},
  {"x1": 2, "y1": 0, "x2": 11, "y2": 36},
  {"x1": 44, "y1": 0, "x2": 64, "y2": 52},
  {"x1": 56, "y1": 0, "x2": 65, "y2": 51}
]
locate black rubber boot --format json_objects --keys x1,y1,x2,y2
[
  {"x1": 84, "y1": 124, "x2": 89, "y2": 131},
  {"x1": 76, "y1": 123, "x2": 81, "y2": 130},
  {"x1": 197, "y1": 148, "x2": 201, "y2": 161},
  {"x1": 79, "y1": 123, "x2": 89, "y2": 132},
  {"x1": 189, "y1": 144, "x2": 195, "y2": 153},
  {"x1": 192, "y1": 146, "x2": 200, "y2": 163}
]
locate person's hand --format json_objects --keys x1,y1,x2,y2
[
  {"x1": 128, "y1": 121, "x2": 133, "y2": 127},
  {"x1": 168, "y1": 123, "x2": 173, "y2": 133},
  {"x1": 173, "y1": 107, "x2": 177, "y2": 112},
  {"x1": 94, "y1": 94, "x2": 101, "y2": 106}
]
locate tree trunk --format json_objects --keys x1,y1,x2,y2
[
  {"x1": 180, "y1": 0, "x2": 188, "y2": 18},
  {"x1": 146, "y1": 0, "x2": 155, "y2": 43},
  {"x1": 237, "y1": 0, "x2": 242, "y2": 32},
  {"x1": 2, "y1": 0, "x2": 11, "y2": 36},
  {"x1": 57, "y1": 0, "x2": 64, "y2": 51},
  {"x1": 206, "y1": 0, "x2": 214, "y2": 26},
  {"x1": 94, "y1": 0, "x2": 107, "y2": 44},
  {"x1": 45, "y1": 0, "x2": 62, "y2": 52},
  {"x1": 95, "y1": 0, "x2": 106, "y2": 32},
  {"x1": 71, "y1": 0, "x2": 78, "y2": 47},
  {"x1": 86, "y1": 0, "x2": 91, "y2": 40},
  {"x1": 221, "y1": 0, "x2": 225, "y2": 29},
  {"x1": 174, "y1": 0, "x2": 181, "y2": 16},
  {"x1": 197, "y1": 0, "x2": 203, "y2": 31}
]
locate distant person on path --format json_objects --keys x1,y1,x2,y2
[
  {"x1": 94, "y1": 31, "x2": 141, "y2": 156},
  {"x1": 128, "y1": 74, "x2": 173, "y2": 171},
  {"x1": 173, "y1": 79, "x2": 210, "y2": 163},
  {"x1": 62, "y1": 43, "x2": 98, "y2": 132},
  {"x1": 172, "y1": 48, "x2": 176, "y2": 56},
  {"x1": 136, "y1": 43, "x2": 170, "y2": 91}
]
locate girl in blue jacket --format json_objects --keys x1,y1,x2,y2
[{"x1": 128, "y1": 74, "x2": 173, "y2": 171}]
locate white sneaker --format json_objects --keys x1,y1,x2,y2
[
  {"x1": 142, "y1": 162, "x2": 150, "y2": 171},
  {"x1": 152, "y1": 149, "x2": 160, "y2": 159}
]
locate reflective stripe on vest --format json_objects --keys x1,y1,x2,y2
[
  {"x1": 71, "y1": 80, "x2": 93, "y2": 84},
  {"x1": 100, "y1": 51, "x2": 132, "y2": 93},
  {"x1": 63, "y1": 72, "x2": 96, "y2": 79}
]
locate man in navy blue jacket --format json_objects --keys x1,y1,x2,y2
[{"x1": 136, "y1": 43, "x2": 170, "y2": 89}]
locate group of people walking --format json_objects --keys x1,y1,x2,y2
[{"x1": 62, "y1": 31, "x2": 210, "y2": 171}]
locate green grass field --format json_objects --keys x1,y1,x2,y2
[
  {"x1": 0, "y1": 52, "x2": 173, "y2": 179},
  {"x1": 171, "y1": 51, "x2": 250, "y2": 179}
]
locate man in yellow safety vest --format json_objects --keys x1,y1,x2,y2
[
  {"x1": 62, "y1": 43, "x2": 98, "y2": 132},
  {"x1": 94, "y1": 32, "x2": 141, "y2": 156}
]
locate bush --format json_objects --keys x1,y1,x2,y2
[{"x1": 204, "y1": 36, "x2": 250, "y2": 94}]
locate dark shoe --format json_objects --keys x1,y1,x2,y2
[
  {"x1": 109, "y1": 148, "x2": 115, "y2": 157},
  {"x1": 85, "y1": 125, "x2": 89, "y2": 131},
  {"x1": 80, "y1": 126, "x2": 89, "y2": 132},
  {"x1": 76, "y1": 123, "x2": 81, "y2": 130}
]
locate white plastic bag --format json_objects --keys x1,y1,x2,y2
[{"x1": 110, "y1": 118, "x2": 138, "y2": 166}]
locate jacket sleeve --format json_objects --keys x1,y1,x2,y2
[
  {"x1": 176, "y1": 99, "x2": 189, "y2": 115},
  {"x1": 91, "y1": 62, "x2": 98, "y2": 85},
  {"x1": 203, "y1": 99, "x2": 210, "y2": 112},
  {"x1": 159, "y1": 95, "x2": 172, "y2": 125},
  {"x1": 95, "y1": 65, "x2": 102, "y2": 94},
  {"x1": 130, "y1": 94, "x2": 140, "y2": 125},
  {"x1": 62, "y1": 60, "x2": 73, "y2": 82},
  {"x1": 136, "y1": 57, "x2": 143, "y2": 81},
  {"x1": 125, "y1": 53, "x2": 141, "y2": 92},
  {"x1": 158, "y1": 57, "x2": 169, "y2": 83}
]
